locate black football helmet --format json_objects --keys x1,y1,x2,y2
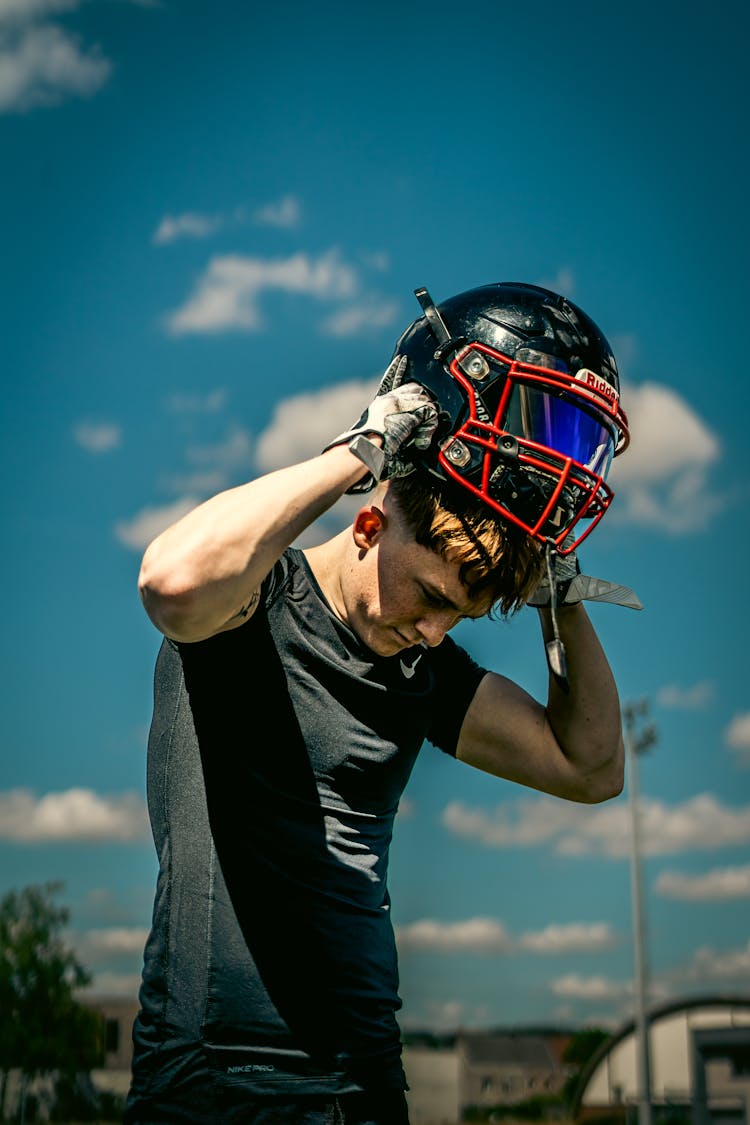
[{"x1": 394, "y1": 282, "x2": 629, "y2": 554}]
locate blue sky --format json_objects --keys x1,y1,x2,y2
[{"x1": 1, "y1": 0, "x2": 748, "y2": 1035}]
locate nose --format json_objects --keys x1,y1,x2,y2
[{"x1": 415, "y1": 610, "x2": 459, "y2": 648}]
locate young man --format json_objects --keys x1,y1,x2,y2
[{"x1": 126, "y1": 283, "x2": 638, "y2": 1124}]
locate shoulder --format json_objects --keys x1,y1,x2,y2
[{"x1": 428, "y1": 634, "x2": 487, "y2": 687}]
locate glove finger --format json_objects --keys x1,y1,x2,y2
[
  {"x1": 387, "y1": 354, "x2": 410, "y2": 392},
  {"x1": 383, "y1": 399, "x2": 437, "y2": 440},
  {"x1": 383, "y1": 412, "x2": 420, "y2": 451},
  {"x1": 382, "y1": 457, "x2": 417, "y2": 481},
  {"x1": 377, "y1": 354, "x2": 408, "y2": 397},
  {"x1": 410, "y1": 406, "x2": 439, "y2": 450},
  {"x1": 391, "y1": 382, "x2": 436, "y2": 408}
]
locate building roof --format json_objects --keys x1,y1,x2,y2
[{"x1": 459, "y1": 1033, "x2": 559, "y2": 1069}]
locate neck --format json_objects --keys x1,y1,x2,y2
[{"x1": 303, "y1": 532, "x2": 349, "y2": 622}]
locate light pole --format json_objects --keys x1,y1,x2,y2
[{"x1": 623, "y1": 700, "x2": 658, "y2": 1125}]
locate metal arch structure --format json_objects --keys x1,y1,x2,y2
[{"x1": 571, "y1": 994, "x2": 750, "y2": 1124}]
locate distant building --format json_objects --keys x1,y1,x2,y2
[
  {"x1": 84, "y1": 994, "x2": 139, "y2": 1100},
  {"x1": 404, "y1": 1045, "x2": 460, "y2": 1125},
  {"x1": 457, "y1": 1030, "x2": 574, "y2": 1115},
  {"x1": 573, "y1": 994, "x2": 750, "y2": 1125}
]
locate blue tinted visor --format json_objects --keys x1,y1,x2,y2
[{"x1": 505, "y1": 383, "x2": 616, "y2": 480}]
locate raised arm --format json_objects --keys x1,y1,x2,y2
[
  {"x1": 138, "y1": 447, "x2": 366, "y2": 642},
  {"x1": 138, "y1": 361, "x2": 438, "y2": 642},
  {"x1": 456, "y1": 602, "x2": 624, "y2": 804}
]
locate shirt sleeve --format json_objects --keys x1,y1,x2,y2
[{"x1": 426, "y1": 635, "x2": 488, "y2": 757}]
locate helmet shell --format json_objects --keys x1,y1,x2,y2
[{"x1": 393, "y1": 282, "x2": 628, "y2": 550}]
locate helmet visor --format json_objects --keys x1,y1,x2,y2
[{"x1": 505, "y1": 383, "x2": 616, "y2": 480}]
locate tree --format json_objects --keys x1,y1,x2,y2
[
  {"x1": 0, "y1": 882, "x2": 103, "y2": 1121},
  {"x1": 562, "y1": 1028, "x2": 611, "y2": 1107}
]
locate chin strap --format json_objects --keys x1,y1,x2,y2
[
  {"x1": 544, "y1": 542, "x2": 569, "y2": 690},
  {"x1": 542, "y1": 540, "x2": 643, "y2": 693}
]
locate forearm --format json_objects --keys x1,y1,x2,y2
[
  {"x1": 538, "y1": 604, "x2": 624, "y2": 801},
  {"x1": 138, "y1": 445, "x2": 366, "y2": 641}
]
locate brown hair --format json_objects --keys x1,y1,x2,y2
[{"x1": 387, "y1": 473, "x2": 544, "y2": 617}]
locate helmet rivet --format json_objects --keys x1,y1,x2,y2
[
  {"x1": 458, "y1": 349, "x2": 490, "y2": 381},
  {"x1": 444, "y1": 439, "x2": 471, "y2": 468}
]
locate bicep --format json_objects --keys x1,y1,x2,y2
[{"x1": 455, "y1": 671, "x2": 587, "y2": 800}]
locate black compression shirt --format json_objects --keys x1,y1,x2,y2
[{"x1": 127, "y1": 548, "x2": 487, "y2": 1120}]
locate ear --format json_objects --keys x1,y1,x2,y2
[{"x1": 352, "y1": 506, "x2": 386, "y2": 550}]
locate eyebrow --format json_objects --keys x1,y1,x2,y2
[{"x1": 421, "y1": 580, "x2": 482, "y2": 619}]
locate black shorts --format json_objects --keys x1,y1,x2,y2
[{"x1": 127, "y1": 1087, "x2": 410, "y2": 1124}]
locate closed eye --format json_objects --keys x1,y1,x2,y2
[
  {"x1": 418, "y1": 584, "x2": 454, "y2": 612},
  {"x1": 418, "y1": 583, "x2": 488, "y2": 623}
]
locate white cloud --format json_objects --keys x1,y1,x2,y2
[
  {"x1": 80, "y1": 970, "x2": 143, "y2": 998},
  {"x1": 395, "y1": 917, "x2": 615, "y2": 956},
  {"x1": 396, "y1": 917, "x2": 513, "y2": 954},
  {"x1": 683, "y1": 940, "x2": 750, "y2": 982},
  {"x1": 397, "y1": 796, "x2": 415, "y2": 819},
  {"x1": 153, "y1": 211, "x2": 222, "y2": 245},
  {"x1": 656, "y1": 681, "x2": 714, "y2": 710},
  {"x1": 550, "y1": 974, "x2": 631, "y2": 1002},
  {"x1": 161, "y1": 426, "x2": 253, "y2": 495},
  {"x1": 0, "y1": 14, "x2": 111, "y2": 113},
  {"x1": 442, "y1": 797, "x2": 584, "y2": 849},
  {"x1": 165, "y1": 250, "x2": 357, "y2": 335},
  {"x1": 0, "y1": 787, "x2": 149, "y2": 842},
  {"x1": 655, "y1": 863, "x2": 750, "y2": 901},
  {"x1": 0, "y1": 1, "x2": 79, "y2": 27},
  {"x1": 114, "y1": 495, "x2": 200, "y2": 551},
  {"x1": 321, "y1": 296, "x2": 400, "y2": 338},
  {"x1": 536, "y1": 267, "x2": 575, "y2": 297},
  {"x1": 185, "y1": 426, "x2": 252, "y2": 471},
  {"x1": 72, "y1": 420, "x2": 121, "y2": 453},
  {"x1": 725, "y1": 713, "x2": 750, "y2": 767},
  {"x1": 253, "y1": 194, "x2": 301, "y2": 229},
  {"x1": 76, "y1": 926, "x2": 149, "y2": 961},
  {"x1": 442, "y1": 793, "x2": 750, "y2": 859},
  {"x1": 400, "y1": 997, "x2": 492, "y2": 1032},
  {"x1": 160, "y1": 469, "x2": 228, "y2": 496},
  {"x1": 116, "y1": 429, "x2": 252, "y2": 551},
  {"x1": 608, "y1": 381, "x2": 722, "y2": 533},
  {"x1": 254, "y1": 378, "x2": 377, "y2": 473},
  {"x1": 165, "y1": 389, "x2": 227, "y2": 414},
  {"x1": 359, "y1": 251, "x2": 389, "y2": 273},
  {"x1": 518, "y1": 922, "x2": 617, "y2": 954}
]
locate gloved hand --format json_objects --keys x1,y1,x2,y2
[
  {"x1": 527, "y1": 538, "x2": 643, "y2": 611},
  {"x1": 528, "y1": 537, "x2": 642, "y2": 691},
  {"x1": 323, "y1": 355, "x2": 439, "y2": 493}
]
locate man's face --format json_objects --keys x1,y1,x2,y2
[{"x1": 348, "y1": 513, "x2": 491, "y2": 657}]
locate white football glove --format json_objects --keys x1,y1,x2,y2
[{"x1": 323, "y1": 355, "x2": 439, "y2": 493}]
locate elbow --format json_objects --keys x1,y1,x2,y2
[
  {"x1": 583, "y1": 770, "x2": 624, "y2": 804},
  {"x1": 578, "y1": 740, "x2": 625, "y2": 804},
  {"x1": 138, "y1": 552, "x2": 199, "y2": 640}
]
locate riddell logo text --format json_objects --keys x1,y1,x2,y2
[{"x1": 575, "y1": 368, "x2": 619, "y2": 404}]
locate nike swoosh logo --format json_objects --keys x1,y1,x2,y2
[{"x1": 400, "y1": 653, "x2": 422, "y2": 679}]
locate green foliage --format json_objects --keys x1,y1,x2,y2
[
  {"x1": 561, "y1": 1028, "x2": 610, "y2": 1068},
  {"x1": 462, "y1": 1095, "x2": 568, "y2": 1122},
  {"x1": 561, "y1": 1027, "x2": 611, "y2": 1108},
  {"x1": 0, "y1": 882, "x2": 104, "y2": 1108},
  {"x1": 49, "y1": 1072, "x2": 125, "y2": 1122}
]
